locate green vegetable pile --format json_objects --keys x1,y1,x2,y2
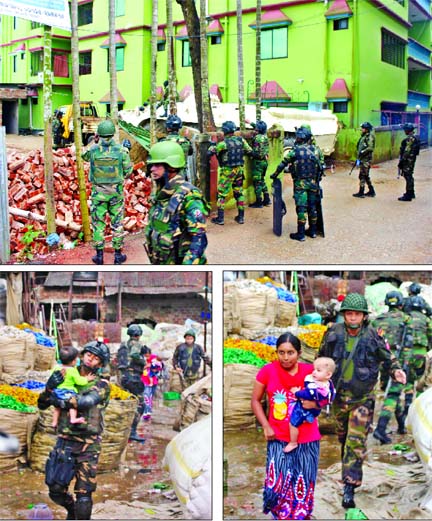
[
  {"x1": 0, "y1": 393, "x2": 38, "y2": 413},
  {"x1": 223, "y1": 348, "x2": 267, "y2": 367}
]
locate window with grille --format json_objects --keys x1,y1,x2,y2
[
  {"x1": 182, "y1": 40, "x2": 192, "y2": 67},
  {"x1": 30, "y1": 51, "x2": 43, "y2": 75},
  {"x1": 78, "y1": 2, "x2": 93, "y2": 26},
  {"x1": 31, "y1": 21, "x2": 42, "y2": 29},
  {"x1": 79, "y1": 51, "x2": 92, "y2": 75},
  {"x1": 211, "y1": 35, "x2": 222, "y2": 45},
  {"x1": 261, "y1": 27, "x2": 288, "y2": 60},
  {"x1": 381, "y1": 28, "x2": 405, "y2": 69},
  {"x1": 334, "y1": 19, "x2": 348, "y2": 31},
  {"x1": 333, "y1": 101, "x2": 348, "y2": 113},
  {"x1": 157, "y1": 41, "x2": 166, "y2": 52}
]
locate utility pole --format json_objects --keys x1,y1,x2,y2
[
  {"x1": 236, "y1": 0, "x2": 245, "y2": 130},
  {"x1": 255, "y1": 0, "x2": 262, "y2": 121},
  {"x1": 150, "y1": 0, "x2": 158, "y2": 145}
]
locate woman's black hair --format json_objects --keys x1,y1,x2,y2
[{"x1": 276, "y1": 332, "x2": 301, "y2": 353}]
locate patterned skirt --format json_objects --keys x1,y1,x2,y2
[{"x1": 263, "y1": 439, "x2": 320, "y2": 520}]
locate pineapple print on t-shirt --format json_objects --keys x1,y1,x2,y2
[{"x1": 272, "y1": 389, "x2": 288, "y2": 420}]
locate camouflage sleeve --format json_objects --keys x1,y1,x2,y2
[
  {"x1": 172, "y1": 345, "x2": 180, "y2": 369},
  {"x1": 362, "y1": 134, "x2": 375, "y2": 156},
  {"x1": 276, "y1": 148, "x2": 296, "y2": 173},
  {"x1": 375, "y1": 330, "x2": 401, "y2": 376},
  {"x1": 427, "y1": 317, "x2": 432, "y2": 350},
  {"x1": 215, "y1": 141, "x2": 227, "y2": 153},
  {"x1": 81, "y1": 148, "x2": 91, "y2": 162},
  {"x1": 242, "y1": 138, "x2": 253, "y2": 156},
  {"x1": 181, "y1": 195, "x2": 208, "y2": 264},
  {"x1": 122, "y1": 149, "x2": 133, "y2": 178},
  {"x1": 72, "y1": 379, "x2": 110, "y2": 411}
]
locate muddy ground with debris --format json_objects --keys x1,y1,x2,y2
[{"x1": 5, "y1": 135, "x2": 432, "y2": 265}]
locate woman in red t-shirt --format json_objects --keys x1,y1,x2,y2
[{"x1": 251, "y1": 332, "x2": 321, "y2": 520}]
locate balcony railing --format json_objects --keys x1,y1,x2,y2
[
  {"x1": 408, "y1": 38, "x2": 431, "y2": 64},
  {"x1": 407, "y1": 90, "x2": 430, "y2": 109}
]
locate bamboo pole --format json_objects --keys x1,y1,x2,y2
[{"x1": 8, "y1": 206, "x2": 82, "y2": 231}]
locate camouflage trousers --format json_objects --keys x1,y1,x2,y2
[
  {"x1": 90, "y1": 187, "x2": 125, "y2": 249},
  {"x1": 293, "y1": 180, "x2": 320, "y2": 225},
  {"x1": 333, "y1": 394, "x2": 375, "y2": 487},
  {"x1": 47, "y1": 437, "x2": 100, "y2": 498},
  {"x1": 358, "y1": 162, "x2": 373, "y2": 190},
  {"x1": 251, "y1": 159, "x2": 269, "y2": 199},
  {"x1": 216, "y1": 166, "x2": 245, "y2": 209},
  {"x1": 400, "y1": 165, "x2": 415, "y2": 192}
]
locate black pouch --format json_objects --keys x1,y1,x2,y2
[{"x1": 45, "y1": 447, "x2": 76, "y2": 487}]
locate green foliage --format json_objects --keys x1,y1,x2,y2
[{"x1": 17, "y1": 225, "x2": 45, "y2": 262}]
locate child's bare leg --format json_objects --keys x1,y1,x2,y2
[
  {"x1": 284, "y1": 423, "x2": 299, "y2": 453},
  {"x1": 69, "y1": 408, "x2": 86, "y2": 424},
  {"x1": 52, "y1": 407, "x2": 60, "y2": 427}
]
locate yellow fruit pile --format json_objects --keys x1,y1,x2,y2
[
  {"x1": 298, "y1": 324, "x2": 327, "y2": 348},
  {"x1": 109, "y1": 383, "x2": 134, "y2": 400},
  {"x1": 0, "y1": 384, "x2": 39, "y2": 406},
  {"x1": 224, "y1": 338, "x2": 277, "y2": 363}
]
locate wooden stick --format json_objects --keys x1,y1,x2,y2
[{"x1": 8, "y1": 206, "x2": 82, "y2": 231}]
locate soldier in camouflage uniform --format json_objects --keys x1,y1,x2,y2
[
  {"x1": 403, "y1": 282, "x2": 432, "y2": 317},
  {"x1": 272, "y1": 127, "x2": 324, "y2": 241},
  {"x1": 116, "y1": 324, "x2": 150, "y2": 442},
  {"x1": 82, "y1": 119, "x2": 132, "y2": 265},
  {"x1": 249, "y1": 120, "x2": 271, "y2": 208},
  {"x1": 318, "y1": 293, "x2": 406, "y2": 509},
  {"x1": 208, "y1": 120, "x2": 254, "y2": 225},
  {"x1": 38, "y1": 341, "x2": 111, "y2": 520},
  {"x1": 161, "y1": 115, "x2": 193, "y2": 181},
  {"x1": 353, "y1": 122, "x2": 376, "y2": 198},
  {"x1": 398, "y1": 123, "x2": 420, "y2": 202},
  {"x1": 144, "y1": 140, "x2": 209, "y2": 264},
  {"x1": 372, "y1": 291, "x2": 413, "y2": 444},
  {"x1": 52, "y1": 110, "x2": 64, "y2": 149},
  {"x1": 172, "y1": 329, "x2": 211, "y2": 389}
]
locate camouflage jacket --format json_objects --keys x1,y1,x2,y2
[
  {"x1": 38, "y1": 373, "x2": 110, "y2": 440},
  {"x1": 117, "y1": 339, "x2": 149, "y2": 373},
  {"x1": 82, "y1": 138, "x2": 132, "y2": 185},
  {"x1": 399, "y1": 134, "x2": 420, "y2": 166},
  {"x1": 319, "y1": 322, "x2": 401, "y2": 398},
  {"x1": 251, "y1": 133, "x2": 269, "y2": 161},
  {"x1": 162, "y1": 133, "x2": 193, "y2": 162},
  {"x1": 172, "y1": 342, "x2": 210, "y2": 375},
  {"x1": 356, "y1": 131, "x2": 375, "y2": 162},
  {"x1": 145, "y1": 174, "x2": 210, "y2": 264},
  {"x1": 372, "y1": 309, "x2": 412, "y2": 350},
  {"x1": 408, "y1": 310, "x2": 432, "y2": 349}
]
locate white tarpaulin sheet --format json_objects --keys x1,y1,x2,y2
[{"x1": 0, "y1": 0, "x2": 71, "y2": 30}]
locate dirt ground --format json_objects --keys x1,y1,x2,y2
[{"x1": 5, "y1": 134, "x2": 432, "y2": 265}]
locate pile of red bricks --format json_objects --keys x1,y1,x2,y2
[{"x1": 8, "y1": 147, "x2": 151, "y2": 256}]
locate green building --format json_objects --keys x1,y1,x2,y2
[{"x1": 0, "y1": 0, "x2": 431, "y2": 148}]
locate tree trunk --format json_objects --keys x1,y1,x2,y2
[
  {"x1": 199, "y1": 0, "x2": 212, "y2": 132},
  {"x1": 109, "y1": 0, "x2": 118, "y2": 138},
  {"x1": 236, "y1": 0, "x2": 245, "y2": 131},
  {"x1": 43, "y1": 25, "x2": 56, "y2": 235},
  {"x1": 150, "y1": 0, "x2": 158, "y2": 145},
  {"x1": 255, "y1": 0, "x2": 262, "y2": 121},
  {"x1": 71, "y1": 0, "x2": 91, "y2": 242},
  {"x1": 175, "y1": 0, "x2": 215, "y2": 132},
  {"x1": 166, "y1": 0, "x2": 177, "y2": 115}
]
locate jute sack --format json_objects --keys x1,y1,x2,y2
[
  {"x1": 175, "y1": 374, "x2": 212, "y2": 430},
  {"x1": 29, "y1": 398, "x2": 137, "y2": 473},
  {"x1": 0, "y1": 334, "x2": 34, "y2": 384},
  {"x1": 224, "y1": 363, "x2": 260, "y2": 431},
  {"x1": 0, "y1": 408, "x2": 38, "y2": 471},
  {"x1": 32, "y1": 344, "x2": 56, "y2": 371},
  {"x1": 275, "y1": 301, "x2": 298, "y2": 328}
]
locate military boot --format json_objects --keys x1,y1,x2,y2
[
  {"x1": 211, "y1": 208, "x2": 224, "y2": 225},
  {"x1": 365, "y1": 185, "x2": 376, "y2": 197},
  {"x1": 114, "y1": 249, "x2": 127, "y2": 265},
  {"x1": 396, "y1": 413, "x2": 407, "y2": 435},
  {"x1": 352, "y1": 187, "x2": 365, "y2": 198},
  {"x1": 398, "y1": 192, "x2": 412, "y2": 201},
  {"x1": 373, "y1": 416, "x2": 392, "y2": 444},
  {"x1": 249, "y1": 197, "x2": 263, "y2": 208},
  {"x1": 262, "y1": 192, "x2": 271, "y2": 206},
  {"x1": 305, "y1": 223, "x2": 317, "y2": 238},
  {"x1": 342, "y1": 484, "x2": 356, "y2": 509},
  {"x1": 234, "y1": 208, "x2": 245, "y2": 224},
  {"x1": 290, "y1": 223, "x2": 306, "y2": 242},
  {"x1": 91, "y1": 249, "x2": 104, "y2": 265},
  {"x1": 75, "y1": 497, "x2": 92, "y2": 520}
]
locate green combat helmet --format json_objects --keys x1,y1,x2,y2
[
  {"x1": 147, "y1": 141, "x2": 186, "y2": 169},
  {"x1": 184, "y1": 329, "x2": 196, "y2": 339},
  {"x1": 340, "y1": 293, "x2": 369, "y2": 313},
  {"x1": 97, "y1": 119, "x2": 115, "y2": 137}
]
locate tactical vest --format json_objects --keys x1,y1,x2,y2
[
  {"x1": 220, "y1": 136, "x2": 244, "y2": 167},
  {"x1": 176, "y1": 344, "x2": 203, "y2": 376},
  {"x1": 372, "y1": 310, "x2": 407, "y2": 348},
  {"x1": 89, "y1": 143, "x2": 124, "y2": 184},
  {"x1": 294, "y1": 145, "x2": 319, "y2": 179},
  {"x1": 410, "y1": 310, "x2": 429, "y2": 347},
  {"x1": 323, "y1": 323, "x2": 382, "y2": 397}
]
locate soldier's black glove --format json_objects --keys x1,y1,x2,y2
[
  {"x1": 270, "y1": 171, "x2": 279, "y2": 181},
  {"x1": 46, "y1": 370, "x2": 64, "y2": 392},
  {"x1": 397, "y1": 161, "x2": 402, "y2": 169}
]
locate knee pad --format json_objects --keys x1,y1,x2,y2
[{"x1": 75, "y1": 494, "x2": 93, "y2": 520}]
